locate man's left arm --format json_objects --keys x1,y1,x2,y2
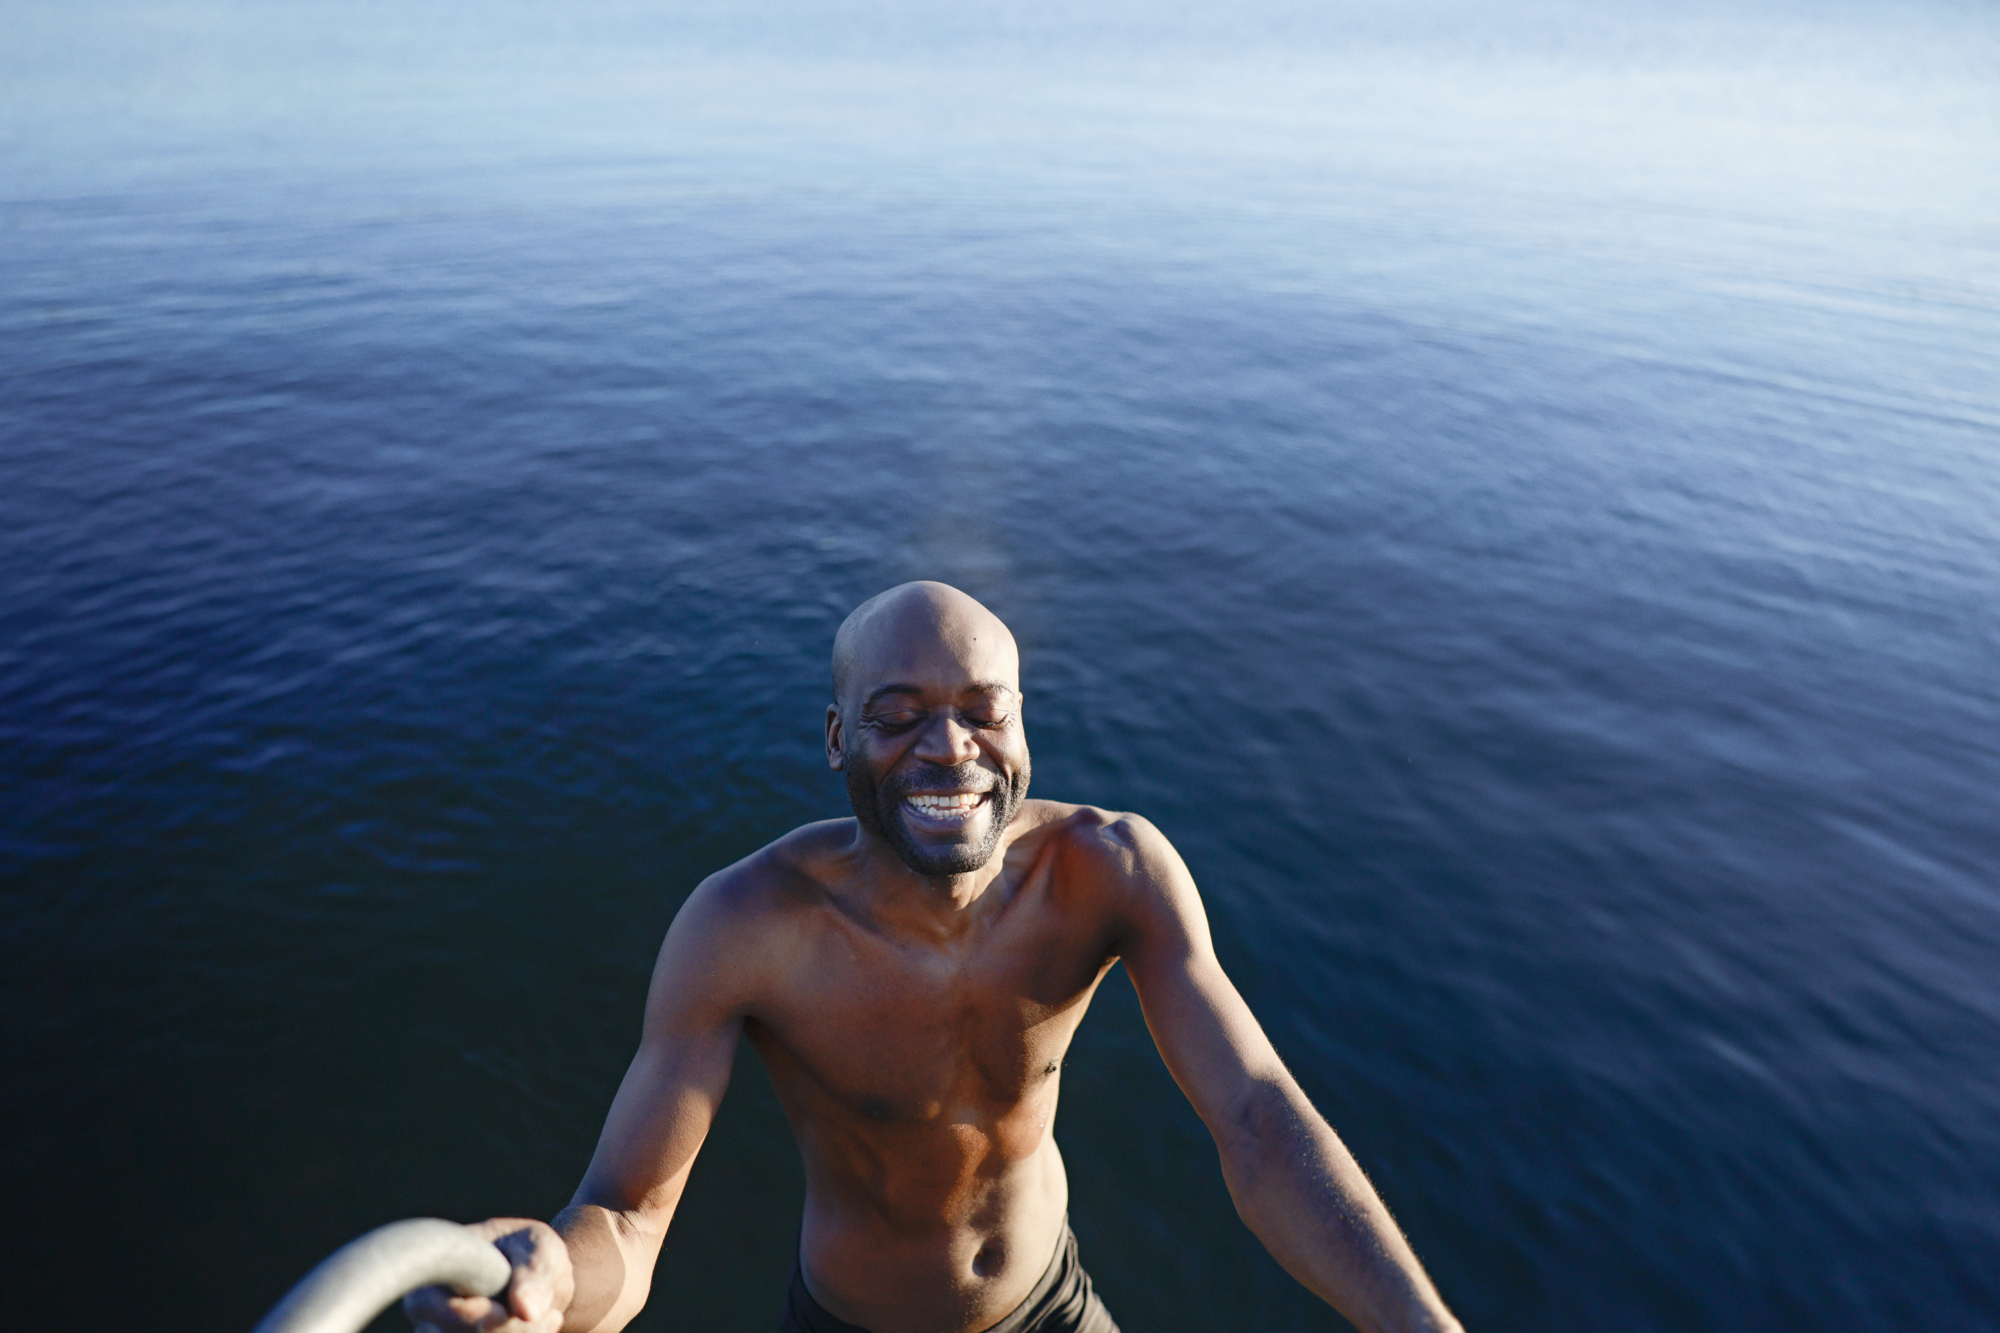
[{"x1": 1100, "y1": 815, "x2": 1465, "y2": 1333}]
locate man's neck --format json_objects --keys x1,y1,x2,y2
[{"x1": 848, "y1": 830, "x2": 1010, "y2": 937}]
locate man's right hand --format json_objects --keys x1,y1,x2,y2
[{"x1": 403, "y1": 1218, "x2": 574, "y2": 1333}]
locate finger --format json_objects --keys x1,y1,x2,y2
[
  {"x1": 403, "y1": 1286, "x2": 465, "y2": 1324},
  {"x1": 508, "y1": 1278, "x2": 551, "y2": 1324},
  {"x1": 488, "y1": 1223, "x2": 558, "y2": 1322},
  {"x1": 404, "y1": 1286, "x2": 500, "y2": 1333},
  {"x1": 450, "y1": 1218, "x2": 567, "y2": 1331},
  {"x1": 445, "y1": 1294, "x2": 503, "y2": 1329},
  {"x1": 521, "y1": 1280, "x2": 557, "y2": 1323},
  {"x1": 473, "y1": 1298, "x2": 516, "y2": 1333},
  {"x1": 521, "y1": 1238, "x2": 565, "y2": 1284}
]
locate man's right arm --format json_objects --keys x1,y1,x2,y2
[{"x1": 405, "y1": 872, "x2": 760, "y2": 1333}]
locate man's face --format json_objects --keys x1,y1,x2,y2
[{"x1": 831, "y1": 638, "x2": 1030, "y2": 878}]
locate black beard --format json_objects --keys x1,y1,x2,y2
[{"x1": 845, "y1": 755, "x2": 1030, "y2": 877}]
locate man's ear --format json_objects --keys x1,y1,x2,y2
[{"x1": 826, "y1": 704, "x2": 845, "y2": 771}]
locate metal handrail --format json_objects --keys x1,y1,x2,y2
[{"x1": 252, "y1": 1219, "x2": 512, "y2": 1333}]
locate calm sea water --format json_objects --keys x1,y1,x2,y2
[{"x1": 4, "y1": 3, "x2": 1997, "y2": 1330}]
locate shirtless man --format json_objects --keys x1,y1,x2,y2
[{"x1": 407, "y1": 581, "x2": 1463, "y2": 1333}]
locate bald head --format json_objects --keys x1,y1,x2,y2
[
  {"x1": 831, "y1": 582, "x2": 1020, "y2": 711},
  {"x1": 829, "y1": 583, "x2": 1029, "y2": 876}
]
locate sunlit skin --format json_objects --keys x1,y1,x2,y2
[{"x1": 407, "y1": 582, "x2": 1464, "y2": 1333}]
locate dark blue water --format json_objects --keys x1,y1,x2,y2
[{"x1": 5, "y1": 3, "x2": 1998, "y2": 1330}]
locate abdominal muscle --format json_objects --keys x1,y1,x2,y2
[{"x1": 791, "y1": 1110, "x2": 1072, "y2": 1333}]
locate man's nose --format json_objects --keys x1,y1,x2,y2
[{"x1": 912, "y1": 713, "x2": 980, "y2": 766}]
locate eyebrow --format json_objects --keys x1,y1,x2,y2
[{"x1": 862, "y1": 681, "x2": 1019, "y2": 710}]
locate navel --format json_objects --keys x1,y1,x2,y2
[{"x1": 972, "y1": 1240, "x2": 1005, "y2": 1278}]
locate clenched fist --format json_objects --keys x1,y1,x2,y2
[{"x1": 403, "y1": 1218, "x2": 574, "y2": 1333}]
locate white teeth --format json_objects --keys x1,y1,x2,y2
[{"x1": 904, "y1": 792, "x2": 985, "y2": 816}]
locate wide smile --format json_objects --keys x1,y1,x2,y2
[{"x1": 899, "y1": 790, "x2": 991, "y2": 830}]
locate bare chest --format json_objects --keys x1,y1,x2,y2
[{"x1": 750, "y1": 892, "x2": 1117, "y2": 1124}]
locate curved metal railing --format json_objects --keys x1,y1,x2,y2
[{"x1": 253, "y1": 1219, "x2": 512, "y2": 1333}]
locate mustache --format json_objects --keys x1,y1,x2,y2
[{"x1": 888, "y1": 763, "x2": 995, "y2": 796}]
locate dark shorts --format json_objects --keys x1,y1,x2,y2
[{"x1": 780, "y1": 1219, "x2": 1121, "y2": 1333}]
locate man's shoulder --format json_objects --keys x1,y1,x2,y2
[
  {"x1": 1012, "y1": 799, "x2": 1178, "y2": 880},
  {"x1": 1008, "y1": 802, "x2": 1200, "y2": 953},
  {"x1": 690, "y1": 818, "x2": 857, "y2": 918},
  {"x1": 658, "y1": 820, "x2": 856, "y2": 991}
]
